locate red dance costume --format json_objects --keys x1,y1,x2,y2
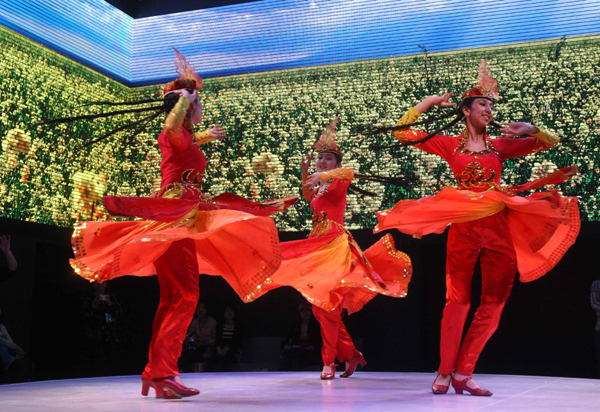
[
  {"x1": 70, "y1": 96, "x2": 290, "y2": 384},
  {"x1": 377, "y1": 107, "x2": 579, "y2": 376},
  {"x1": 248, "y1": 167, "x2": 412, "y2": 367}
]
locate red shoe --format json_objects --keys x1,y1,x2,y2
[
  {"x1": 142, "y1": 378, "x2": 179, "y2": 399},
  {"x1": 451, "y1": 376, "x2": 492, "y2": 396},
  {"x1": 320, "y1": 363, "x2": 337, "y2": 380},
  {"x1": 340, "y1": 353, "x2": 366, "y2": 378},
  {"x1": 141, "y1": 377, "x2": 200, "y2": 399},
  {"x1": 431, "y1": 374, "x2": 450, "y2": 395}
]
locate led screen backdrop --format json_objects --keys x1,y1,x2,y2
[
  {"x1": 1, "y1": 24, "x2": 599, "y2": 231},
  {"x1": 1, "y1": 0, "x2": 599, "y2": 85}
]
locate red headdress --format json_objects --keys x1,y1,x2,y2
[
  {"x1": 161, "y1": 48, "x2": 204, "y2": 95},
  {"x1": 314, "y1": 117, "x2": 341, "y2": 154},
  {"x1": 461, "y1": 60, "x2": 499, "y2": 101}
]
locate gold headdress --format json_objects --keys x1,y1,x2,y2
[
  {"x1": 461, "y1": 60, "x2": 499, "y2": 101},
  {"x1": 314, "y1": 117, "x2": 340, "y2": 154},
  {"x1": 161, "y1": 48, "x2": 204, "y2": 95}
]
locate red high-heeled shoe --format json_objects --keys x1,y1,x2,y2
[
  {"x1": 141, "y1": 377, "x2": 200, "y2": 399},
  {"x1": 142, "y1": 378, "x2": 179, "y2": 399},
  {"x1": 340, "y1": 353, "x2": 366, "y2": 378},
  {"x1": 431, "y1": 374, "x2": 450, "y2": 394},
  {"x1": 451, "y1": 376, "x2": 492, "y2": 396},
  {"x1": 320, "y1": 363, "x2": 337, "y2": 380}
]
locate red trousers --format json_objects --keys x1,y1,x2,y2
[
  {"x1": 312, "y1": 305, "x2": 360, "y2": 365},
  {"x1": 439, "y1": 210, "x2": 516, "y2": 376},
  {"x1": 142, "y1": 239, "x2": 199, "y2": 380}
]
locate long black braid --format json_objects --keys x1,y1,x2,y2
[
  {"x1": 33, "y1": 92, "x2": 184, "y2": 146},
  {"x1": 349, "y1": 173, "x2": 417, "y2": 197},
  {"x1": 323, "y1": 153, "x2": 416, "y2": 197},
  {"x1": 355, "y1": 98, "x2": 502, "y2": 150}
]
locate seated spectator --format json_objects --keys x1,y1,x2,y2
[
  {"x1": 0, "y1": 305, "x2": 35, "y2": 383},
  {"x1": 206, "y1": 304, "x2": 244, "y2": 372},
  {"x1": 81, "y1": 282, "x2": 122, "y2": 369},
  {"x1": 0, "y1": 236, "x2": 18, "y2": 282},
  {"x1": 179, "y1": 301, "x2": 217, "y2": 372},
  {"x1": 279, "y1": 302, "x2": 321, "y2": 371}
]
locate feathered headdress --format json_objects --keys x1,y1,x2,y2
[
  {"x1": 314, "y1": 117, "x2": 341, "y2": 154},
  {"x1": 461, "y1": 60, "x2": 499, "y2": 101},
  {"x1": 161, "y1": 48, "x2": 204, "y2": 95}
]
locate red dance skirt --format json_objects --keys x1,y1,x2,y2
[
  {"x1": 376, "y1": 167, "x2": 580, "y2": 282},
  {"x1": 70, "y1": 185, "x2": 297, "y2": 300},
  {"x1": 245, "y1": 221, "x2": 413, "y2": 314}
]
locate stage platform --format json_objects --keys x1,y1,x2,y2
[{"x1": 1, "y1": 372, "x2": 599, "y2": 412}]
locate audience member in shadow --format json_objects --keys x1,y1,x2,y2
[
  {"x1": 279, "y1": 302, "x2": 321, "y2": 371},
  {"x1": 81, "y1": 282, "x2": 123, "y2": 372},
  {"x1": 592, "y1": 279, "x2": 600, "y2": 378},
  {"x1": 0, "y1": 235, "x2": 18, "y2": 282},
  {"x1": 206, "y1": 304, "x2": 243, "y2": 372},
  {"x1": 179, "y1": 301, "x2": 217, "y2": 372},
  {"x1": 0, "y1": 305, "x2": 35, "y2": 383}
]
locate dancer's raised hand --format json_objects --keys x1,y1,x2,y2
[{"x1": 301, "y1": 151, "x2": 314, "y2": 175}]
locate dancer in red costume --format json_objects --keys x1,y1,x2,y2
[
  {"x1": 66, "y1": 51, "x2": 296, "y2": 399},
  {"x1": 246, "y1": 119, "x2": 413, "y2": 379},
  {"x1": 367, "y1": 61, "x2": 579, "y2": 396}
]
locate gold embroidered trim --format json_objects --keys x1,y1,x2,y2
[
  {"x1": 531, "y1": 127, "x2": 559, "y2": 153},
  {"x1": 455, "y1": 161, "x2": 499, "y2": 191},
  {"x1": 393, "y1": 107, "x2": 424, "y2": 144},
  {"x1": 453, "y1": 130, "x2": 499, "y2": 157},
  {"x1": 149, "y1": 182, "x2": 212, "y2": 201},
  {"x1": 194, "y1": 130, "x2": 216, "y2": 146},
  {"x1": 320, "y1": 168, "x2": 354, "y2": 181}
]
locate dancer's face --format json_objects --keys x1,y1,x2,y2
[
  {"x1": 463, "y1": 98, "x2": 493, "y2": 131},
  {"x1": 316, "y1": 152, "x2": 339, "y2": 172}
]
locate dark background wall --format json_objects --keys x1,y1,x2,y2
[{"x1": 0, "y1": 216, "x2": 598, "y2": 381}]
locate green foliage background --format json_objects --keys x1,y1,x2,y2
[{"x1": 1, "y1": 26, "x2": 599, "y2": 230}]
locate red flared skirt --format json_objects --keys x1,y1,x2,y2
[
  {"x1": 70, "y1": 194, "x2": 286, "y2": 300},
  {"x1": 246, "y1": 223, "x2": 413, "y2": 314},
  {"x1": 376, "y1": 187, "x2": 579, "y2": 282}
]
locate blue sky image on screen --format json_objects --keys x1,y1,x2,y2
[{"x1": 0, "y1": 0, "x2": 599, "y2": 85}]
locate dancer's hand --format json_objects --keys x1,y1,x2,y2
[
  {"x1": 416, "y1": 92, "x2": 456, "y2": 112},
  {"x1": 209, "y1": 124, "x2": 228, "y2": 140},
  {"x1": 300, "y1": 151, "x2": 314, "y2": 175},
  {"x1": 303, "y1": 172, "x2": 321, "y2": 189},
  {"x1": 173, "y1": 88, "x2": 198, "y2": 105},
  {"x1": 499, "y1": 122, "x2": 537, "y2": 138}
]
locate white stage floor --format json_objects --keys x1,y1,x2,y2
[{"x1": 1, "y1": 372, "x2": 599, "y2": 412}]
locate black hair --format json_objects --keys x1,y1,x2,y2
[
  {"x1": 357, "y1": 97, "x2": 502, "y2": 151},
  {"x1": 33, "y1": 91, "x2": 189, "y2": 146},
  {"x1": 318, "y1": 151, "x2": 415, "y2": 197},
  {"x1": 333, "y1": 152, "x2": 343, "y2": 165}
]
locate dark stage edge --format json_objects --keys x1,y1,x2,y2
[{"x1": 1, "y1": 372, "x2": 599, "y2": 411}]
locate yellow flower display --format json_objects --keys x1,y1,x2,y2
[{"x1": 0, "y1": 25, "x2": 599, "y2": 229}]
